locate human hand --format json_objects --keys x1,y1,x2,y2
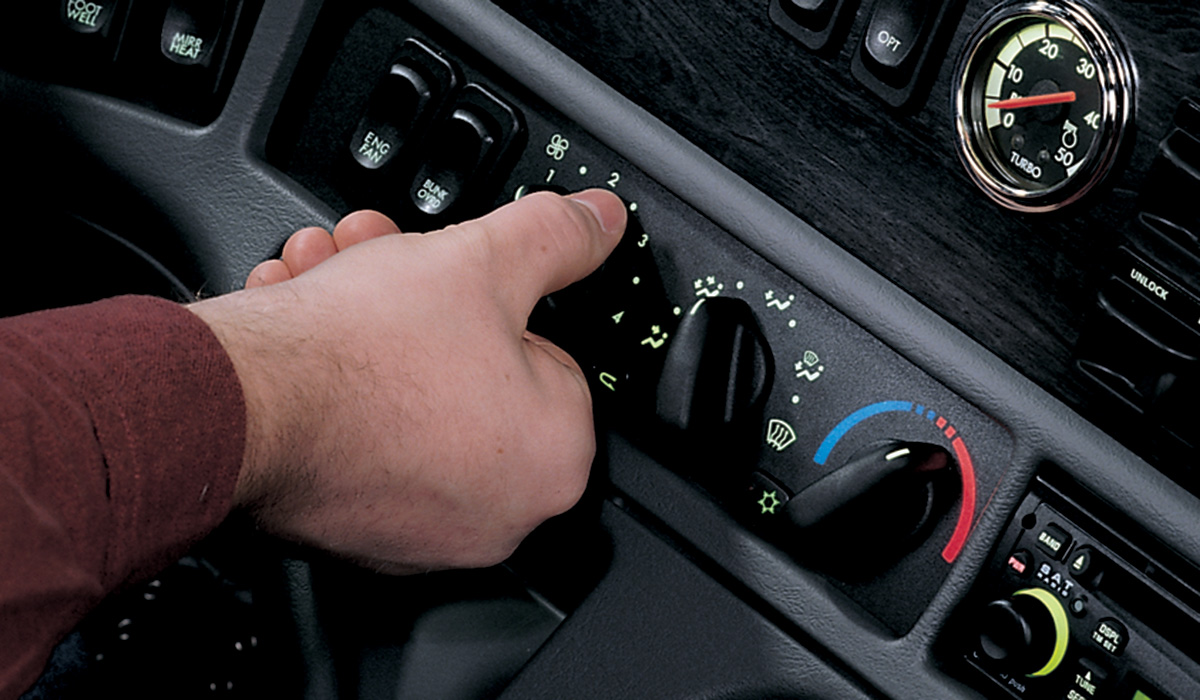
[
  {"x1": 189, "y1": 190, "x2": 627, "y2": 573},
  {"x1": 243, "y1": 206, "x2": 402, "y2": 288}
]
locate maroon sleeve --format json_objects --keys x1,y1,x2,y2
[{"x1": 0, "y1": 295, "x2": 246, "y2": 698}]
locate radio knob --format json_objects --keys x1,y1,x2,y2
[{"x1": 978, "y1": 588, "x2": 1070, "y2": 677}]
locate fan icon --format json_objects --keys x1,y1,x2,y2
[{"x1": 545, "y1": 134, "x2": 570, "y2": 161}]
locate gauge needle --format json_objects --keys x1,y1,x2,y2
[{"x1": 988, "y1": 91, "x2": 1077, "y2": 110}]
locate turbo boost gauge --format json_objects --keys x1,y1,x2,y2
[{"x1": 953, "y1": 1, "x2": 1134, "y2": 212}]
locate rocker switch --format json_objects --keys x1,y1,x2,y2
[{"x1": 861, "y1": 0, "x2": 936, "y2": 84}]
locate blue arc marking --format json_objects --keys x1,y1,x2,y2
[{"x1": 814, "y1": 401, "x2": 914, "y2": 465}]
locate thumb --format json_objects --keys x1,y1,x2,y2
[{"x1": 460, "y1": 189, "x2": 627, "y2": 319}]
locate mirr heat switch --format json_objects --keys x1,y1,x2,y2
[
  {"x1": 160, "y1": 0, "x2": 231, "y2": 67},
  {"x1": 348, "y1": 40, "x2": 458, "y2": 172},
  {"x1": 408, "y1": 84, "x2": 522, "y2": 219}
]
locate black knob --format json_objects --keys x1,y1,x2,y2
[
  {"x1": 785, "y1": 441, "x2": 959, "y2": 575},
  {"x1": 978, "y1": 589, "x2": 1070, "y2": 677},
  {"x1": 654, "y1": 296, "x2": 774, "y2": 466}
]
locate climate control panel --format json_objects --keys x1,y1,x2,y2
[{"x1": 270, "y1": 4, "x2": 1018, "y2": 639}]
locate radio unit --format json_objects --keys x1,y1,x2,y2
[{"x1": 947, "y1": 473, "x2": 1200, "y2": 699}]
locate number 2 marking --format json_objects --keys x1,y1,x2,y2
[
  {"x1": 1038, "y1": 38, "x2": 1060, "y2": 60},
  {"x1": 607, "y1": 171, "x2": 621, "y2": 188}
]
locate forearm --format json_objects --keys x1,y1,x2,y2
[{"x1": 0, "y1": 296, "x2": 245, "y2": 698}]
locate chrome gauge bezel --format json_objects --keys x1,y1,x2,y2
[{"x1": 952, "y1": 0, "x2": 1135, "y2": 212}]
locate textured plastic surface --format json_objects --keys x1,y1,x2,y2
[{"x1": 5, "y1": 0, "x2": 1200, "y2": 698}]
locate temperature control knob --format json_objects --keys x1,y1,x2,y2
[
  {"x1": 786, "y1": 441, "x2": 959, "y2": 574},
  {"x1": 978, "y1": 588, "x2": 1070, "y2": 677}
]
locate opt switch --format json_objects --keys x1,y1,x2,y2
[{"x1": 861, "y1": 0, "x2": 936, "y2": 84}]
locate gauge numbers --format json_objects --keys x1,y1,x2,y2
[{"x1": 954, "y1": 1, "x2": 1134, "y2": 212}]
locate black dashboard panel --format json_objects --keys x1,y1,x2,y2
[
  {"x1": 4, "y1": 0, "x2": 1200, "y2": 698},
  {"x1": 496, "y1": 0, "x2": 1200, "y2": 489}
]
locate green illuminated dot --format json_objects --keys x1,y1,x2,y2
[
  {"x1": 632, "y1": 277, "x2": 640, "y2": 285},
  {"x1": 629, "y1": 202, "x2": 638, "y2": 211}
]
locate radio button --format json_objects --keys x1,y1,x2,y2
[
  {"x1": 1068, "y1": 547, "x2": 1094, "y2": 577},
  {"x1": 1006, "y1": 549, "x2": 1032, "y2": 578},
  {"x1": 1065, "y1": 658, "x2": 1108, "y2": 700},
  {"x1": 1091, "y1": 618, "x2": 1128, "y2": 655},
  {"x1": 1036, "y1": 523, "x2": 1073, "y2": 561}
]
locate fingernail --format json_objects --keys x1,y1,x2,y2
[{"x1": 568, "y1": 189, "x2": 626, "y2": 235}]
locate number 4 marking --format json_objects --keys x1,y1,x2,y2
[{"x1": 1083, "y1": 111, "x2": 1101, "y2": 130}]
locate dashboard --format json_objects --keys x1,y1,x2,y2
[{"x1": 4, "y1": 1, "x2": 1200, "y2": 699}]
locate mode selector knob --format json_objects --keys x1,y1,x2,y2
[
  {"x1": 654, "y1": 297, "x2": 774, "y2": 468},
  {"x1": 978, "y1": 588, "x2": 1070, "y2": 678}
]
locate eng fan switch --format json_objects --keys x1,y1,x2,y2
[{"x1": 348, "y1": 39, "x2": 459, "y2": 173}]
